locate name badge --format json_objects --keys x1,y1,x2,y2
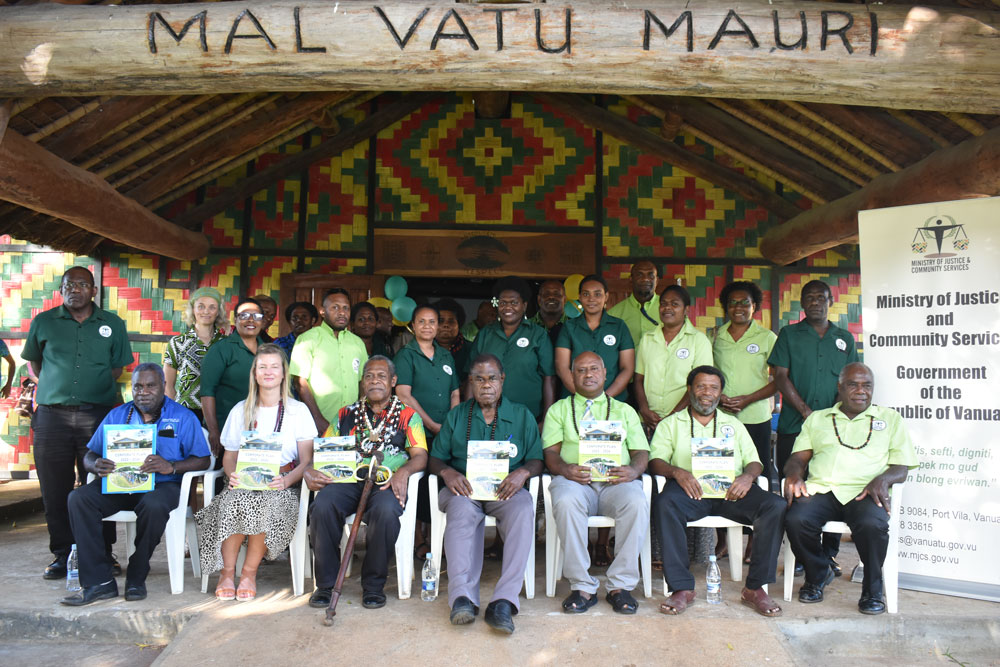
[
  {"x1": 516, "y1": 337, "x2": 530, "y2": 348},
  {"x1": 676, "y1": 348, "x2": 690, "y2": 359},
  {"x1": 603, "y1": 334, "x2": 616, "y2": 346},
  {"x1": 872, "y1": 420, "x2": 887, "y2": 431},
  {"x1": 443, "y1": 364, "x2": 453, "y2": 376},
  {"x1": 720, "y1": 425, "x2": 736, "y2": 438},
  {"x1": 352, "y1": 358, "x2": 361, "y2": 372},
  {"x1": 836, "y1": 338, "x2": 847, "y2": 351},
  {"x1": 746, "y1": 343, "x2": 759, "y2": 354},
  {"x1": 99, "y1": 325, "x2": 112, "y2": 338}
]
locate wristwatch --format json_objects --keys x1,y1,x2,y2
[{"x1": 171, "y1": 462, "x2": 177, "y2": 475}]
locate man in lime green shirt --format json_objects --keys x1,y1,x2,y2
[
  {"x1": 650, "y1": 365, "x2": 785, "y2": 618},
  {"x1": 542, "y1": 352, "x2": 648, "y2": 614},
  {"x1": 290, "y1": 288, "x2": 367, "y2": 434},
  {"x1": 607, "y1": 260, "x2": 661, "y2": 347},
  {"x1": 785, "y1": 363, "x2": 917, "y2": 615}
]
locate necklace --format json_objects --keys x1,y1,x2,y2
[
  {"x1": 353, "y1": 396, "x2": 403, "y2": 454},
  {"x1": 467, "y1": 397, "x2": 502, "y2": 442},
  {"x1": 571, "y1": 393, "x2": 612, "y2": 433},
  {"x1": 252, "y1": 400, "x2": 284, "y2": 432},
  {"x1": 688, "y1": 408, "x2": 717, "y2": 438},
  {"x1": 831, "y1": 414, "x2": 874, "y2": 450},
  {"x1": 126, "y1": 403, "x2": 160, "y2": 425}
]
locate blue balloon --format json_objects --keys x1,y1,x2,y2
[
  {"x1": 391, "y1": 296, "x2": 417, "y2": 323},
  {"x1": 384, "y1": 275, "x2": 408, "y2": 301}
]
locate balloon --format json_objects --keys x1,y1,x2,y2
[
  {"x1": 384, "y1": 275, "x2": 408, "y2": 301},
  {"x1": 390, "y1": 296, "x2": 417, "y2": 324},
  {"x1": 564, "y1": 274, "x2": 584, "y2": 301},
  {"x1": 369, "y1": 297, "x2": 392, "y2": 310},
  {"x1": 564, "y1": 300, "x2": 583, "y2": 319}
]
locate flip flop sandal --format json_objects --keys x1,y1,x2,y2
[
  {"x1": 659, "y1": 590, "x2": 695, "y2": 615},
  {"x1": 606, "y1": 589, "x2": 638, "y2": 615},
  {"x1": 740, "y1": 588, "x2": 782, "y2": 617},
  {"x1": 562, "y1": 590, "x2": 599, "y2": 614}
]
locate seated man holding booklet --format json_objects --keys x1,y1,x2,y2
[
  {"x1": 650, "y1": 365, "x2": 785, "y2": 618},
  {"x1": 63, "y1": 363, "x2": 210, "y2": 606},
  {"x1": 429, "y1": 353, "x2": 543, "y2": 635},
  {"x1": 542, "y1": 351, "x2": 649, "y2": 615},
  {"x1": 305, "y1": 356, "x2": 428, "y2": 611}
]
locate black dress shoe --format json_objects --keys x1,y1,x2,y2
[
  {"x1": 830, "y1": 557, "x2": 843, "y2": 578},
  {"x1": 61, "y1": 580, "x2": 119, "y2": 606},
  {"x1": 362, "y1": 591, "x2": 386, "y2": 609},
  {"x1": 124, "y1": 581, "x2": 147, "y2": 602},
  {"x1": 449, "y1": 596, "x2": 478, "y2": 625},
  {"x1": 484, "y1": 599, "x2": 517, "y2": 635},
  {"x1": 859, "y1": 594, "x2": 886, "y2": 615},
  {"x1": 43, "y1": 556, "x2": 68, "y2": 580},
  {"x1": 798, "y1": 566, "x2": 836, "y2": 604},
  {"x1": 308, "y1": 587, "x2": 333, "y2": 608}
]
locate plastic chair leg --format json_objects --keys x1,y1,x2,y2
[
  {"x1": 641, "y1": 527, "x2": 652, "y2": 599},
  {"x1": 727, "y1": 526, "x2": 743, "y2": 582},
  {"x1": 186, "y1": 514, "x2": 201, "y2": 578},
  {"x1": 165, "y1": 513, "x2": 186, "y2": 594},
  {"x1": 783, "y1": 535, "x2": 795, "y2": 602}
]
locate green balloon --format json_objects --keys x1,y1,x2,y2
[
  {"x1": 384, "y1": 275, "x2": 408, "y2": 301},
  {"x1": 564, "y1": 301, "x2": 583, "y2": 318},
  {"x1": 391, "y1": 296, "x2": 417, "y2": 323}
]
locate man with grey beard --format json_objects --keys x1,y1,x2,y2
[{"x1": 649, "y1": 365, "x2": 785, "y2": 618}]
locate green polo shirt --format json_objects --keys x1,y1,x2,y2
[
  {"x1": 465, "y1": 321, "x2": 554, "y2": 419},
  {"x1": 431, "y1": 398, "x2": 544, "y2": 475},
  {"x1": 650, "y1": 409, "x2": 759, "y2": 473},
  {"x1": 555, "y1": 312, "x2": 634, "y2": 401},
  {"x1": 289, "y1": 322, "x2": 367, "y2": 423},
  {"x1": 394, "y1": 340, "x2": 460, "y2": 426},
  {"x1": 21, "y1": 304, "x2": 132, "y2": 406},
  {"x1": 713, "y1": 320, "x2": 778, "y2": 425},
  {"x1": 768, "y1": 320, "x2": 859, "y2": 435},
  {"x1": 635, "y1": 320, "x2": 713, "y2": 418},
  {"x1": 793, "y1": 403, "x2": 918, "y2": 504},
  {"x1": 199, "y1": 331, "x2": 261, "y2": 428},
  {"x1": 542, "y1": 392, "x2": 648, "y2": 466},
  {"x1": 608, "y1": 293, "x2": 661, "y2": 353}
]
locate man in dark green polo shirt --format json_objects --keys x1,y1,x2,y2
[
  {"x1": 22, "y1": 266, "x2": 133, "y2": 579},
  {"x1": 430, "y1": 353, "x2": 543, "y2": 635},
  {"x1": 530, "y1": 279, "x2": 567, "y2": 345}
]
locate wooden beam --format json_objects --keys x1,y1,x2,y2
[
  {"x1": 537, "y1": 93, "x2": 803, "y2": 221},
  {"x1": 41, "y1": 95, "x2": 170, "y2": 161},
  {"x1": 1, "y1": 1, "x2": 999, "y2": 112},
  {"x1": 759, "y1": 127, "x2": 1000, "y2": 265},
  {"x1": 803, "y1": 103, "x2": 939, "y2": 169},
  {"x1": 0, "y1": 128, "x2": 210, "y2": 259},
  {"x1": 171, "y1": 92, "x2": 437, "y2": 228}
]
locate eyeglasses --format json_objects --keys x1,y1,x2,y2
[
  {"x1": 728, "y1": 298, "x2": 752, "y2": 308},
  {"x1": 61, "y1": 281, "x2": 93, "y2": 291},
  {"x1": 237, "y1": 312, "x2": 264, "y2": 322}
]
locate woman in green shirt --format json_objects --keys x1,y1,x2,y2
[
  {"x1": 395, "y1": 304, "x2": 461, "y2": 437},
  {"x1": 163, "y1": 287, "x2": 227, "y2": 422}
]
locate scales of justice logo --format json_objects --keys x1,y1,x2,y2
[{"x1": 911, "y1": 215, "x2": 970, "y2": 259}]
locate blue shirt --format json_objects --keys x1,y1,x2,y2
[{"x1": 86, "y1": 396, "x2": 211, "y2": 483}]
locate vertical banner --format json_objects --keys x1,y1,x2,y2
[{"x1": 859, "y1": 197, "x2": 1000, "y2": 602}]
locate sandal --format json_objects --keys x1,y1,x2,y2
[
  {"x1": 659, "y1": 590, "x2": 695, "y2": 615},
  {"x1": 414, "y1": 541, "x2": 430, "y2": 560},
  {"x1": 215, "y1": 568, "x2": 236, "y2": 601},
  {"x1": 236, "y1": 568, "x2": 257, "y2": 602},
  {"x1": 740, "y1": 587, "x2": 782, "y2": 617},
  {"x1": 592, "y1": 543, "x2": 612, "y2": 568},
  {"x1": 561, "y1": 590, "x2": 598, "y2": 614},
  {"x1": 605, "y1": 589, "x2": 638, "y2": 615}
]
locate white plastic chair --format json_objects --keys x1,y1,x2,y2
[
  {"x1": 429, "y1": 473, "x2": 538, "y2": 600},
  {"x1": 542, "y1": 473, "x2": 653, "y2": 599},
  {"x1": 655, "y1": 474, "x2": 769, "y2": 596},
  {"x1": 781, "y1": 479, "x2": 904, "y2": 613},
  {"x1": 91, "y1": 452, "x2": 214, "y2": 595}
]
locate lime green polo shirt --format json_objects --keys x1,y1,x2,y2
[
  {"x1": 465, "y1": 321, "x2": 555, "y2": 419},
  {"x1": 555, "y1": 312, "x2": 634, "y2": 401},
  {"x1": 792, "y1": 403, "x2": 918, "y2": 504},
  {"x1": 713, "y1": 320, "x2": 778, "y2": 425},
  {"x1": 199, "y1": 331, "x2": 261, "y2": 428},
  {"x1": 430, "y1": 398, "x2": 544, "y2": 475},
  {"x1": 393, "y1": 340, "x2": 460, "y2": 426},
  {"x1": 768, "y1": 320, "x2": 859, "y2": 435},
  {"x1": 461, "y1": 321, "x2": 481, "y2": 343},
  {"x1": 650, "y1": 409, "x2": 759, "y2": 473},
  {"x1": 607, "y1": 293, "x2": 660, "y2": 353},
  {"x1": 289, "y1": 322, "x2": 367, "y2": 423},
  {"x1": 635, "y1": 320, "x2": 713, "y2": 418},
  {"x1": 542, "y1": 392, "x2": 648, "y2": 466},
  {"x1": 22, "y1": 304, "x2": 133, "y2": 406}
]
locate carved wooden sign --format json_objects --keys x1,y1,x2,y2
[{"x1": 2, "y1": 0, "x2": 999, "y2": 112}]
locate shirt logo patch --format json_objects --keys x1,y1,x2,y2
[
  {"x1": 443, "y1": 364, "x2": 453, "y2": 376},
  {"x1": 516, "y1": 337, "x2": 530, "y2": 348},
  {"x1": 872, "y1": 420, "x2": 887, "y2": 431},
  {"x1": 836, "y1": 338, "x2": 847, "y2": 351},
  {"x1": 721, "y1": 425, "x2": 736, "y2": 438},
  {"x1": 99, "y1": 325, "x2": 112, "y2": 338},
  {"x1": 746, "y1": 343, "x2": 760, "y2": 354},
  {"x1": 352, "y1": 358, "x2": 361, "y2": 373},
  {"x1": 676, "y1": 348, "x2": 690, "y2": 359},
  {"x1": 603, "y1": 334, "x2": 617, "y2": 346}
]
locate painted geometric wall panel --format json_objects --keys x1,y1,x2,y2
[
  {"x1": 250, "y1": 136, "x2": 305, "y2": 251},
  {"x1": 305, "y1": 131, "x2": 369, "y2": 253}
]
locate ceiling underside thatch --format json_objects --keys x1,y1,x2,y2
[{"x1": 1, "y1": 0, "x2": 999, "y2": 259}]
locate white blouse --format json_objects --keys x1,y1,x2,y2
[{"x1": 221, "y1": 398, "x2": 318, "y2": 466}]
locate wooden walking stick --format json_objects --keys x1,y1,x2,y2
[{"x1": 324, "y1": 449, "x2": 385, "y2": 627}]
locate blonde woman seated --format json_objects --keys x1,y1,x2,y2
[{"x1": 196, "y1": 343, "x2": 317, "y2": 601}]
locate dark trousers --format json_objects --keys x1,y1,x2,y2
[
  {"x1": 32, "y1": 404, "x2": 115, "y2": 557},
  {"x1": 777, "y1": 431, "x2": 840, "y2": 559},
  {"x1": 310, "y1": 482, "x2": 403, "y2": 593},
  {"x1": 655, "y1": 479, "x2": 786, "y2": 591},
  {"x1": 785, "y1": 491, "x2": 889, "y2": 597},
  {"x1": 744, "y1": 421, "x2": 774, "y2": 487},
  {"x1": 67, "y1": 479, "x2": 180, "y2": 587}
]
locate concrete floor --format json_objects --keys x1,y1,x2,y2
[{"x1": 0, "y1": 488, "x2": 997, "y2": 667}]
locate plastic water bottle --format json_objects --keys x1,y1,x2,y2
[
  {"x1": 706, "y1": 554, "x2": 722, "y2": 604},
  {"x1": 421, "y1": 553, "x2": 438, "y2": 601},
  {"x1": 66, "y1": 544, "x2": 81, "y2": 592}
]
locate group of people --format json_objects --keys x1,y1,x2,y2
[{"x1": 21, "y1": 263, "x2": 915, "y2": 632}]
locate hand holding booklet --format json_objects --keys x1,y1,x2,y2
[
  {"x1": 235, "y1": 431, "x2": 283, "y2": 490},
  {"x1": 578, "y1": 420, "x2": 625, "y2": 482},
  {"x1": 103, "y1": 424, "x2": 156, "y2": 494},
  {"x1": 466, "y1": 440, "x2": 513, "y2": 501},
  {"x1": 690, "y1": 437, "x2": 736, "y2": 498},
  {"x1": 313, "y1": 435, "x2": 359, "y2": 482}
]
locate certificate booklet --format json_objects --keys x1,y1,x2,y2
[
  {"x1": 313, "y1": 435, "x2": 358, "y2": 483},
  {"x1": 691, "y1": 437, "x2": 736, "y2": 499},
  {"x1": 103, "y1": 424, "x2": 156, "y2": 494},
  {"x1": 466, "y1": 440, "x2": 512, "y2": 501},
  {"x1": 235, "y1": 431, "x2": 283, "y2": 491},
  {"x1": 578, "y1": 420, "x2": 625, "y2": 482}
]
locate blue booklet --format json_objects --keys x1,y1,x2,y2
[{"x1": 102, "y1": 424, "x2": 157, "y2": 494}]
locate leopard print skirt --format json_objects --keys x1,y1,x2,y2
[{"x1": 196, "y1": 486, "x2": 300, "y2": 575}]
